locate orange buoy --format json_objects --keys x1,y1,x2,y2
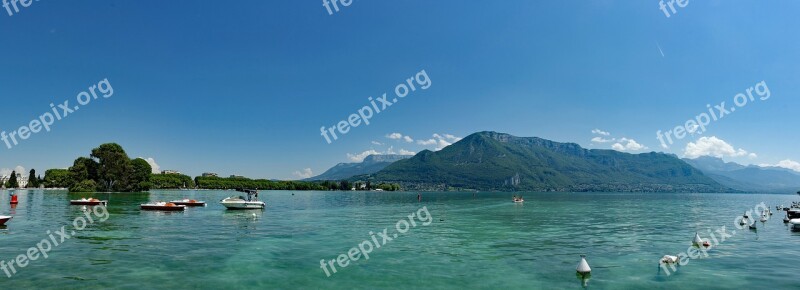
[{"x1": 10, "y1": 194, "x2": 18, "y2": 205}]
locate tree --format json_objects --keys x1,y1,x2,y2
[
  {"x1": 27, "y1": 169, "x2": 37, "y2": 188},
  {"x1": 340, "y1": 180, "x2": 351, "y2": 191},
  {"x1": 127, "y1": 158, "x2": 153, "y2": 192},
  {"x1": 91, "y1": 143, "x2": 131, "y2": 191},
  {"x1": 43, "y1": 169, "x2": 72, "y2": 188},
  {"x1": 70, "y1": 180, "x2": 98, "y2": 192},
  {"x1": 7, "y1": 171, "x2": 18, "y2": 188}
]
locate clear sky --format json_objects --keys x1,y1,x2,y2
[{"x1": 1, "y1": 0, "x2": 798, "y2": 179}]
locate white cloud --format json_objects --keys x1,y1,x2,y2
[
  {"x1": 611, "y1": 138, "x2": 647, "y2": 152},
  {"x1": 347, "y1": 146, "x2": 415, "y2": 162},
  {"x1": 416, "y1": 133, "x2": 462, "y2": 151},
  {"x1": 293, "y1": 168, "x2": 314, "y2": 179},
  {"x1": 592, "y1": 129, "x2": 611, "y2": 136},
  {"x1": 347, "y1": 150, "x2": 381, "y2": 162},
  {"x1": 761, "y1": 159, "x2": 800, "y2": 172},
  {"x1": 386, "y1": 133, "x2": 403, "y2": 140},
  {"x1": 0, "y1": 168, "x2": 11, "y2": 177},
  {"x1": 371, "y1": 141, "x2": 383, "y2": 146},
  {"x1": 443, "y1": 134, "x2": 459, "y2": 141},
  {"x1": 417, "y1": 139, "x2": 437, "y2": 146},
  {"x1": 387, "y1": 133, "x2": 414, "y2": 143},
  {"x1": 591, "y1": 136, "x2": 615, "y2": 143},
  {"x1": 141, "y1": 157, "x2": 161, "y2": 174},
  {"x1": 683, "y1": 136, "x2": 752, "y2": 159}
]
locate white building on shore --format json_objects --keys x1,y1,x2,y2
[{"x1": 1, "y1": 166, "x2": 30, "y2": 188}]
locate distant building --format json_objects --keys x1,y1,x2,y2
[
  {"x1": 230, "y1": 175, "x2": 245, "y2": 179},
  {"x1": 0, "y1": 172, "x2": 28, "y2": 188},
  {"x1": 161, "y1": 170, "x2": 182, "y2": 175},
  {"x1": 202, "y1": 172, "x2": 218, "y2": 177}
]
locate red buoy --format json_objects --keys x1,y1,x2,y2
[{"x1": 10, "y1": 194, "x2": 18, "y2": 205}]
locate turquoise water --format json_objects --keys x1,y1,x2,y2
[{"x1": 1, "y1": 190, "x2": 799, "y2": 289}]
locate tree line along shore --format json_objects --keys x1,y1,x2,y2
[{"x1": 21, "y1": 143, "x2": 400, "y2": 193}]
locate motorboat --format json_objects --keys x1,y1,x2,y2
[
  {"x1": 169, "y1": 199, "x2": 206, "y2": 207},
  {"x1": 141, "y1": 202, "x2": 186, "y2": 211},
  {"x1": 221, "y1": 189, "x2": 265, "y2": 210},
  {"x1": 788, "y1": 208, "x2": 800, "y2": 230},
  {"x1": 70, "y1": 198, "x2": 108, "y2": 206},
  {"x1": 513, "y1": 198, "x2": 524, "y2": 203},
  {"x1": 221, "y1": 197, "x2": 266, "y2": 209},
  {"x1": 0, "y1": 215, "x2": 11, "y2": 226}
]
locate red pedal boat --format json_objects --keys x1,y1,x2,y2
[
  {"x1": 0, "y1": 215, "x2": 11, "y2": 226},
  {"x1": 141, "y1": 202, "x2": 186, "y2": 211},
  {"x1": 70, "y1": 198, "x2": 108, "y2": 206},
  {"x1": 169, "y1": 199, "x2": 206, "y2": 207}
]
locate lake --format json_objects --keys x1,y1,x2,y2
[{"x1": 1, "y1": 190, "x2": 799, "y2": 289}]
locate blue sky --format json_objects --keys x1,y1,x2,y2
[{"x1": 1, "y1": 0, "x2": 798, "y2": 179}]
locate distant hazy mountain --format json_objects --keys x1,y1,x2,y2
[
  {"x1": 683, "y1": 156, "x2": 800, "y2": 193},
  {"x1": 372, "y1": 131, "x2": 728, "y2": 192},
  {"x1": 308, "y1": 154, "x2": 411, "y2": 181}
]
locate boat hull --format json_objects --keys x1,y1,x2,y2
[
  {"x1": 0, "y1": 216, "x2": 11, "y2": 226},
  {"x1": 170, "y1": 201, "x2": 206, "y2": 207},
  {"x1": 221, "y1": 202, "x2": 265, "y2": 210},
  {"x1": 141, "y1": 205, "x2": 186, "y2": 211},
  {"x1": 70, "y1": 201, "x2": 108, "y2": 206}
]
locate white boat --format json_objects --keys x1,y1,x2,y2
[
  {"x1": 220, "y1": 197, "x2": 265, "y2": 209},
  {"x1": 0, "y1": 215, "x2": 11, "y2": 226},
  {"x1": 788, "y1": 209, "x2": 800, "y2": 230},
  {"x1": 221, "y1": 189, "x2": 265, "y2": 210},
  {"x1": 790, "y1": 219, "x2": 800, "y2": 230}
]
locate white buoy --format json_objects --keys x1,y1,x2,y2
[
  {"x1": 660, "y1": 255, "x2": 679, "y2": 264},
  {"x1": 577, "y1": 255, "x2": 591, "y2": 274},
  {"x1": 692, "y1": 233, "x2": 704, "y2": 246}
]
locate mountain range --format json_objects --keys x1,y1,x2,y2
[
  {"x1": 307, "y1": 154, "x2": 411, "y2": 181},
  {"x1": 683, "y1": 156, "x2": 800, "y2": 193},
  {"x1": 368, "y1": 131, "x2": 729, "y2": 192}
]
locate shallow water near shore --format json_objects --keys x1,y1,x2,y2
[{"x1": 1, "y1": 190, "x2": 799, "y2": 289}]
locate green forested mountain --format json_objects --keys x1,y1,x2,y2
[{"x1": 372, "y1": 131, "x2": 729, "y2": 192}]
